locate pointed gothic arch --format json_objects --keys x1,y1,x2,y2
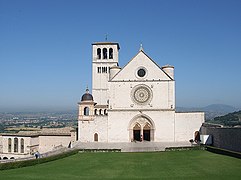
[{"x1": 128, "y1": 114, "x2": 155, "y2": 142}]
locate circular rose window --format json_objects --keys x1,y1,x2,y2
[{"x1": 131, "y1": 85, "x2": 152, "y2": 105}]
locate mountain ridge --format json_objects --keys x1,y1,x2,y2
[{"x1": 176, "y1": 104, "x2": 239, "y2": 120}]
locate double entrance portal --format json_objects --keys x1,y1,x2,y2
[
  {"x1": 133, "y1": 130, "x2": 150, "y2": 141},
  {"x1": 133, "y1": 123, "x2": 151, "y2": 142}
]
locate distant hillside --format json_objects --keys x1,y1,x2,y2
[
  {"x1": 210, "y1": 110, "x2": 241, "y2": 126},
  {"x1": 202, "y1": 104, "x2": 238, "y2": 114},
  {"x1": 176, "y1": 104, "x2": 239, "y2": 120}
]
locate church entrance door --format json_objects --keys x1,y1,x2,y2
[
  {"x1": 143, "y1": 130, "x2": 150, "y2": 141},
  {"x1": 143, "y1": 123, "x2": 151, "y2": 141},
  {"x1": 133, "y1": 123, "x2": 141, "y2": 141},
  {"x1": 133, "y1": 130, "x2": 141, "y2": 141}
]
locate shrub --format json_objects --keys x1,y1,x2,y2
[{"x1": 0, "y1": 149, "x2": 79, "y2": 171}]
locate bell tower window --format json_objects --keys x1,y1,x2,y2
[
  {"x1": 109, "y1": 48, "x2": 113, "y2": 59},
  {"x1": 97, "y1": 48, "x2": 101, "y2": 59},
  {"x1": 84, "y1": 107, "x2": 90, "y2": 116},
  {"x1": 103, "y1": 48, "x2": 107, "y2": 59}
]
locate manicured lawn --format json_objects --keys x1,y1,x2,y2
[{"x1": 1, "y1": 150, "x2": 241, "y2": 179}]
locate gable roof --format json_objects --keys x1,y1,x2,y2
[{"x1": 110, "y1": 50, "x2": 173, "y2": 81}]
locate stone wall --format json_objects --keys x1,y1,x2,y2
[{"x1": 201, "y1": 126, "x2": 241, "y2": 152}]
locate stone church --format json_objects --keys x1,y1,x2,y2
[{"x1": 78, "y1": 42, "x2": 204, "y2": 143}]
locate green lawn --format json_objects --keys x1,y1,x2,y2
[{"x1": 1, "y1": 150, "x2": 241, "y2": 179}]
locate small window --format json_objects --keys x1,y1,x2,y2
[
  {"x1": 109, "y1": 48, "x2": 113, "y2": 59},
  {"x1": 84, "y1": 107, "x2": 89, "y2": 116},
  {"x1": 97, "y1": 48, "x2": 101, "y2": 59},
  {"x1": 103, "y1": 48, "x2": 107, "y2": 59},
  {"x1": 99, "y1": 109, "x2": 102, "y2": 115},
  {"x1": 94, "y1": 109, "x2": 98, "y2": 115},
  {"x1": 102, "y1": 67, "x2": 108, "y2": 73},
  {"x1": 97, "y1": 67, "x2": 101, "y2": 73},
  {"x1": 94, "y1": 133, "x2": 98, "y2": 142}
]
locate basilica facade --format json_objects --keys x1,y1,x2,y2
[{"x1": 78, "y1": 42, "x2": 204, "y2": 143}]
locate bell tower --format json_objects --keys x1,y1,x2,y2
[{"x1": 92, "y1": 42, "x2": 120, "y2": 105}]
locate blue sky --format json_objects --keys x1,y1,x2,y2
[{"x1": 0, "y1": 0, "x2": 241, "y2": 112}]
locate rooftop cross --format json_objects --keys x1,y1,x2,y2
[{"x1": 139, "y1": 43, "x2": 144, "y2": 51}]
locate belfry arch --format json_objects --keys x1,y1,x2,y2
[{"x1": 128, "y1": 114, "x2": 155, "y2": 142}]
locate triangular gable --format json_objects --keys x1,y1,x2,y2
[{"x1": 111, "y1": 50, "x2": 173, "y2": 81}]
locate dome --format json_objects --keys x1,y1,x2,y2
[{"x1": 81, "y1": 88, "x2": 93, "y2": 101}]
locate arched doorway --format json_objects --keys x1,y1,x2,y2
[
  {"x1": 133, "y1": 123, "x2": 141, "y2": 141},
  {"x1": 129, "y1": 115, "x2": 155, "y2": 142},
  {"x1": 194, "y1": 131, "x2": 200, "y2": 143}
]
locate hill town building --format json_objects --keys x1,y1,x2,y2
[
  {"x1": 0, "y1": 127, "x2": 75, "y2": 160},
  {"x1": 78, "y1": 42, "x2": 204, "y2": 143}
]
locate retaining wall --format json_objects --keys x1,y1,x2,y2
[{"x1": 201, "y1": 126, "x2": 241, "y2": 152}]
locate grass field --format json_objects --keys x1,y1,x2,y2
[{"x1": 1, "y1": 150, "x2": 241, "y2": 179}]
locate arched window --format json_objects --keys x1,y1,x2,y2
[
  {"x1": 21, "y1": 138, "x2": 24, "y2": 153},
  {"x1": 97, "y1": 48, "x2": 101, "y2": 59},
  {"x1": 104, "y1": 109, "x2": 107, "y2": 115},
  {"x1": 109, "y1": 48, "x2": 113, "y2": 59},
  {"x1": 99, "y1": 109, "x2": 102, "y2": 115},
  {"x1": 94, "y1": 109, "x2": 98, "y2": 115},
  {"x1": 94, "y1": 133, "x2": 98, "y2": 142},
  {"x1": 14, "y1": 138, "x2": 18, "y2": 153},
  {"x1": 103, "y1": 48, "x2": 107, "y2": 59},
  {"x1": 8, "y1": 138, "x2": 12, "y2": 153},
  {"x1": 84, "y1": 107, "x2": 89, "y2": 116}
]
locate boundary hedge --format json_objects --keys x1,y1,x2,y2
[
  {"x1": 0, "y1": 149, "x2": 79, "y2": 171},
  {"x1": 79, "y1": 149, "x2": 121, "y2": 152},
  {"x1": 165, "y1": 145, "x2": 205, "y2": 151}
]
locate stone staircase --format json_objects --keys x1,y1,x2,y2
[{"x1": 73, "y1": 141, "x2": 191, "y2": 152}]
